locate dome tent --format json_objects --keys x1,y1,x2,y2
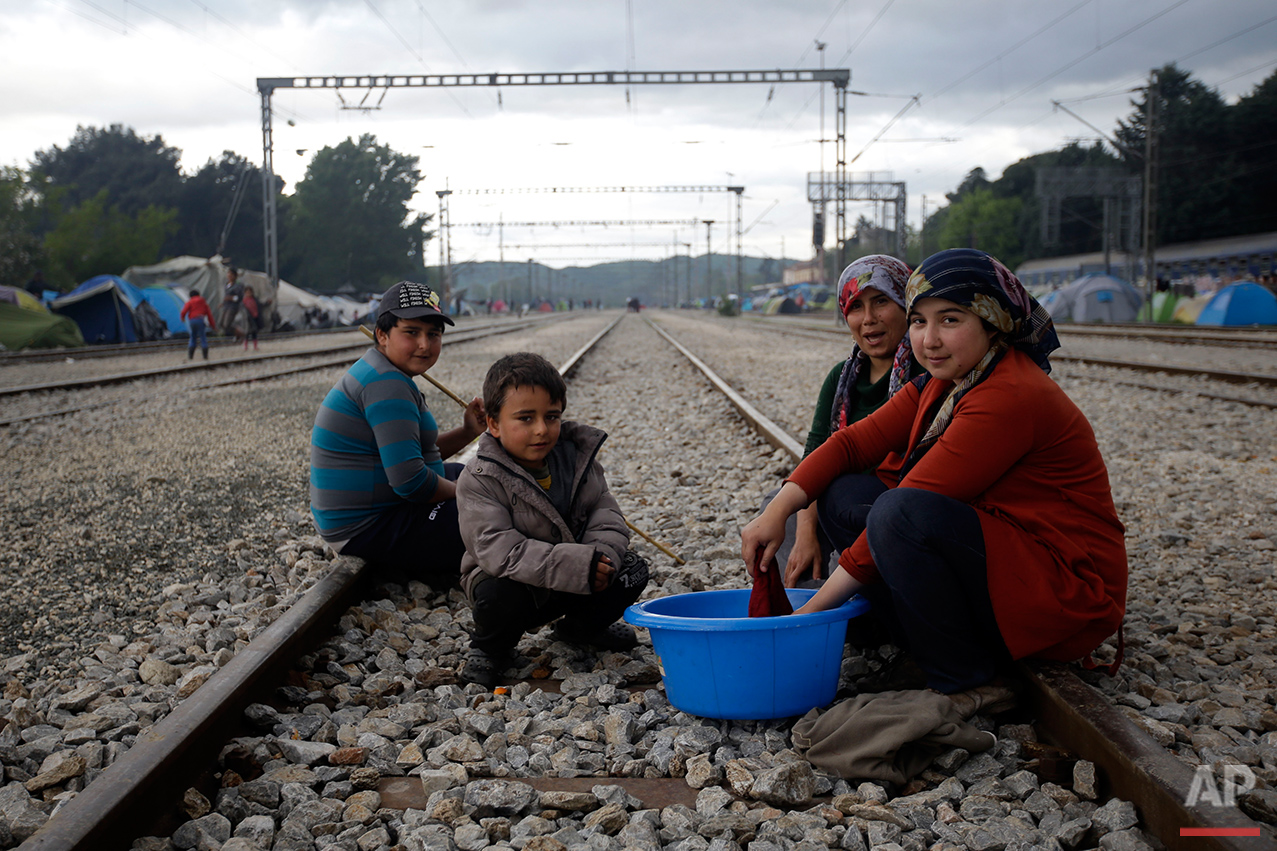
[
  {"x1": 1043, "y1": 274, "x2": 1143, "y2": 323},
  {"x1": 1196, "y1": 282, "x2": 1277, "y2": 326},
  {"x1": 50, "y1": 275, "x2": 167, "y2": 344}
]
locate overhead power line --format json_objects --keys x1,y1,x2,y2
[{"x1": 957, "y1": 0, "x2": 1195, "y2": 130}]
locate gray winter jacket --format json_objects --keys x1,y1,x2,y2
[{"x1": 456, "y1": 422, "x2": 630, "y2": 599}]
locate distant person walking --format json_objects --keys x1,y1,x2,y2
[
  {"x1": 180, "y1": 289, "x2": 216, "y2": 360},
  {"x1": 221, "y1": 267, "x2": 245, "y2": 339},
  {"x1": 242, "y1": 286, "x2": 260, "y2": 351}
]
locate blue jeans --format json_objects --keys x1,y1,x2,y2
[
  {"x1": 817, "y1": 475, "x2": 1009, "y2": 692},
  {"x1": 187, "y1": 319, "x2": 208, "y2": 356}
]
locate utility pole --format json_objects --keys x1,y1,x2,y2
[
  {"x1": 436, "y1": 189, "x2": 452, "y2": 302},
  {"x1": 920, "y1": 195, "x2": 927, "y2": 261},
  {"x1": 526, "y1": 258, "x2": 533, "y2": 305},
  {"x1": 682, "y1": 243, "x2": 692, "y2": 307},
  {"x1": 816, "y1": 40, "x2": 828, "y2": 287},
  {"x1": 1141, "y1": 69, "x2": 1159, "y2": 321},
  {"x1": 703, "y1": 220, "x2": 714, "y2": 303},
  {"x1": 498, "y1": 215, "x2": 505, "y2": 305},
  {"x1": 730, "y1": 187, "x2": 744, "y2": 307}
]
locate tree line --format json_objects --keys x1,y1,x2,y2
[{"x1": 0, "y1": 127, "x2": 432, "y2": 293}]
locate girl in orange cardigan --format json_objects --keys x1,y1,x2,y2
[{"x1": 742, "y1": 248, "x2": 1127, "y2": 696}]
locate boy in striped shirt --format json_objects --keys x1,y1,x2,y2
[{"x1": 309, "y1": 282, "x2": 484, "y2": 581}]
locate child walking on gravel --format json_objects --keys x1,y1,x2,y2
[{"x1": 456, "y1": 352, "x2": 649, "y2": 687}]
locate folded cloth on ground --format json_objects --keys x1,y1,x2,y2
[
  {"x1": 791, "y1": 688, "x2": 996, "y2": 785},
  {"x1": 748, "y1": 556, "x2": 792, "y2": 617}
]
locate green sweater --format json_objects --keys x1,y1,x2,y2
[{"x1": 803, "y1": 358, "x2": 918, "y2": 457}]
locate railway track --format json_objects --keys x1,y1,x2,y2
[
  {"x1": 10, "y1": 312, "x2": 1269, "y2": 850},
  {"x1": 0, "y1": 316, "x2": 564, "y2": 426},
  {"x1": 741, "y1": 314, "x2": 1277, "y2": 350},
  {"x1": 737, "y1": 313, "x2": 1277, "y2": 409}
]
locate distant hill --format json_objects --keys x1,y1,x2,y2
[{"x1": 436, "y1": 253, "x2": 798, "y2": 306}]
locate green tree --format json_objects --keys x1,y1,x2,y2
[
  {"x1": 31, "y1": 125, "x2": 183, "y2": 223},
  {"x1": 42, "y1": 189, "x2": 177, "y2": 288},
  {"x1": 281, "y1": 134, "x2": 431, "y2": 292},
  {"x1": 1115, "y1": 64, "x2": 1233, "y2": 245},
  {"x1": 0, "y1": 167, "x2": 45, "y2": 286},
  {"x1": 1229, "y1": 69, "x2": 1277, "y2": 235},
  {"x1": 175, "y1": 151, "x2": 281, "y2": 268},
  {"x1": 936, "y1": 188, "x2": 1024, "y2": 267}
]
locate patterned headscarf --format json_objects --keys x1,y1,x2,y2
[
  {"x1": 830, "y1": 255, "x2": 914, "y2": 431},
  {"x1": 900, "y1": 248, "x2": 1061, "y2": 474}
]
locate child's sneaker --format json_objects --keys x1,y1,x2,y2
[
  {"x1": 553, "y1": 620, "x2": 638, "y2": 651},
  {"x1": 460, "y1": 647, "x2": 504, "y2": 688}
]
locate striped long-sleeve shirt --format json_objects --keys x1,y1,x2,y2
[{"x1": 309, "y1": 347, "x2": 444, "y2": 548}]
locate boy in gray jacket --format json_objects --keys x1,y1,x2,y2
[{"x1": 456, "y1": 352, "x2": 649, "y2": 687}]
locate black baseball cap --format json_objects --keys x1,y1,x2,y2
[{"x1": 379, "y1": 281, "x2": 454, "y2": 326}]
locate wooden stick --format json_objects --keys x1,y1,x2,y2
[
  {"x1": 626, "y1": 519, "x2": 687, "y2": 565},
  {"x1": 358, "y1": 324, "x2": 469, "y2": 408},
  {"x1": 359, "y1": 324, "x2": 685, "y2": 565}
]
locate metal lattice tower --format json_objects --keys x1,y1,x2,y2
[
  {"x1": 807, "y1": 172, "x2": 907, "y2": 260},
  {"x1": 256, "y1": 69, "x2": 850, "y2": 285}
]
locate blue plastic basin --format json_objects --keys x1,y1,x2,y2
[{"x1": 624, "y1": 588, "x2": 869, "y2": 720}]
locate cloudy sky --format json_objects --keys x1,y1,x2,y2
[{"x1": 2, "y1": 0, "x2": 1274, "y2": 268}]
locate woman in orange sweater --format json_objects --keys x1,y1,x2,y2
[{"x1": 742, "y1": 248, "x2": 1127, "y2": 695}]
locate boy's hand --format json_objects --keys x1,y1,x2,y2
[
  {"x1": 592, "y1": 554, "x2": 614, "y2": 593},
  {"x1": 463, "y1": 396, "x2": 486, "y2": 437}
]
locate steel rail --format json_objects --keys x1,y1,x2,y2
[
  {"x1": 1052, "y1": 354, "x2": 1277, "y2": 388},
  {"x1": 738, "y1": 314, "x2": 1277, "y2": 349},
  {"x1": 18, "y1": 557, "x2": 372, "y2": 851},
  {"x1": 16, "y1": 314, "x2": 627, "y2": 850},
  {"x1": 644, "y1": 317, "x2": 804, "y2": 459},
  {"x1": 732, "y1": 314, "x2": 1277, "y2": 405},
  {"x1": 0, "y1": 317, "x2": 558, "y2": 365},
  {"x1": 646, "y1": 316, "x2": 1268, "y2": 851}
]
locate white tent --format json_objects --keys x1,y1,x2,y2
[
  {"x1": 275, "y1": 279, "x2": 326, "y2": 328},
  {"x1": 123, "y1": 255, "x2": 280, "y2": 332}
]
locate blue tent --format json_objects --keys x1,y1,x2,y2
[
  {"x1": 50, "y1": 275, "x2": 167, "y2": 344},
  {"x1": 1196, "y1": 282, "x2": 1277, "y2": 326},
  {"x1": 51, "y1": 276, "x2": 141, "y2": 344},
  {"x1": 141, "y1": 286, "x2": 188, "y2": 336}
]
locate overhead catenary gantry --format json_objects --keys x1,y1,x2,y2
[
  {"x1": 445, "y1": 185, "x2": 745, "y2": 302},
  {"x1": 256, "y1": 69, "x2": 851, "y2": 286}
]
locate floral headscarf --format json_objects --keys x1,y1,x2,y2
[
  {"x1": 830, "y1": 255, "x2": 914, "y2": 431},
  {"x1": 900, "y1": 248, "x2": 1061, "y2": 474}
]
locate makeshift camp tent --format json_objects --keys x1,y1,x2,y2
[
  {"x1": 1044, "y1": 274, "x2": 1143, "y2": 323},
  {"x1": 1172, "y1": 294, "x2": 1213, "y2": 325},
  {"x1": 0, "y1": 301, "x2": 85, "y2": 350},
  {"x1": 0, "y1": 285, "x2": 47, "y2": 312},
  {"x1": 123, "y1": 255, "x2": 279, "y2": 334},
  {"x1": 1147, "y1": 291, "x2": 1181, "y2": 324},
  {"x1": 141, "y1": 286, "x2": 188, "y2": 336},
  {"x1": 275, "y1": 279, "x2": 325, "y2": 329},
  {"x1": 50, "y1": 275, "x2": 167, "y2": 344},
  {"x1": 1196, "y1": 282, "x2": 1277, "y2": 326}
]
